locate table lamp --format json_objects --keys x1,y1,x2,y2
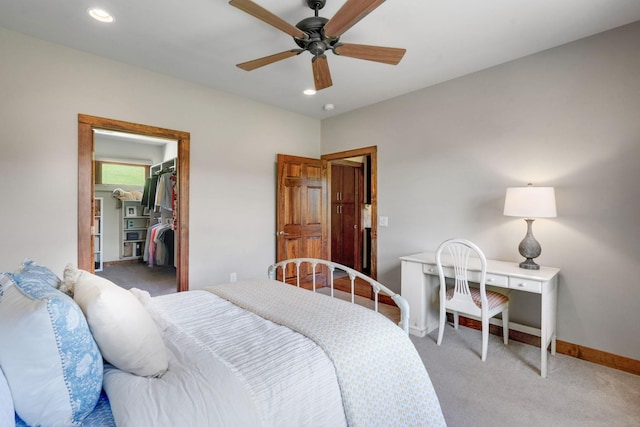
[{"x1": 503, "y1": 184, "x2": 556, "y2": 270}]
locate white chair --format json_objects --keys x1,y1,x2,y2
[{"x1": 436, "y1": 238, "x2": 509, "y2": 361}]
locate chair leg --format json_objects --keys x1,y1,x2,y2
[
  {"x1": 481, "y1": 316, "x2": 489, "y2": 361},
  {"x1": 502, "y1": 308, "x2": 509, "y2": 345},
  {"x1": 453, "y1": 311, "x2": 459, "y2": 329},
  {"x1": 437, "y1": 305, "x2": 445, "y2": 345}
]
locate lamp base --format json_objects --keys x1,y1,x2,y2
[
  {"x1": 519, "y1": 258, "x2": 540, "y2": 270},
  {"x1": 518, "y1": 218, "x2": 542, "y2": 270}
]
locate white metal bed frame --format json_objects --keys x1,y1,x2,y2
[{"x1": 268, "y1": 258, "x2": 410, "y2": 334}]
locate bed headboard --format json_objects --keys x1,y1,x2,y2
[{"x1": 268, "y1": 258, "x2": 409, "y2": 334}]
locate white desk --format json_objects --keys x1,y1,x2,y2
[{"x1": 400, "y1": 252, "x2": 560, "y2": 377}]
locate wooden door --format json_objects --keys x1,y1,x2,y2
[
  {"x1": 276, "y1": 154, "x2": 328, "y2": 288},
  {"x1": 330, "y1": 162, "x2": 361, "y2": 269}
]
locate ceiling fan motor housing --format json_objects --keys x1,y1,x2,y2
[{"x1": 295, "y1": 16, "x2": 338, "y2": 56}]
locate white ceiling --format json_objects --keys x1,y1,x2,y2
[{"x1": 2, "y1": 0, "x2": 639, "y2": 119}]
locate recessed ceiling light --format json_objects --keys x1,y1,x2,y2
[
  {"x1": 88, "y1": 8, "x2": 115, "y2": 23},
  {"x1": 303, "y1": 89, "x2": 316, "y2": 96},
  {"x1": 323, "y1": 103, "x2": 335, "y2": 111}
]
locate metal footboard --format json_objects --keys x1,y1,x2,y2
[{"x1": 268, "y1": 258, "x2": 410, "y2": 334}]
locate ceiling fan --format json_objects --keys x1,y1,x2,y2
[{"x1": 229, "y1": 0, "x2": 406, "y2": 90}]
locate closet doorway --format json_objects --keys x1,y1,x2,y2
[
  {"x1": 77, "y1": 115, "x2": 190, "y2": 292},
  {"x1": 322, "y1": 146, "x2": 376, "y2": 279},
  {"x1": 329, "y1": 160, "x2": 363, "y2": 271}
]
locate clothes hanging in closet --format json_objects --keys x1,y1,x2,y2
[
  {"x1": 144, "y1": 222, "x2": 174, "y2": 267},
  {"x1": 141, "y1": 175, "x2": 159, "y2": 209},
  {"x1": 155, "y1": 171, "x2": 174, "y2": 212},
  {"x1": 154, "y1": 226, "x2": 174, "y2": 266},
  {"x1": 141, "y1": 168, "x2": 175, "y2": 211}
]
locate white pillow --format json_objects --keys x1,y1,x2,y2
[
  {"x1": 59, "y1": 263, "x2": 82, "y2": 297},
  {"x1": 0, "y1": 366, "x2": 15, "y2": 427},
  {"x1": 73, "y1": 271, "x2": 168, "y2": 377},
  {"x1": 0, "y1": 273, "x2": 102, "y2": 427}
]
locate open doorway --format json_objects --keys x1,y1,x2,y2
[
  {"x1": 77, "y1": 114, "x2": 190, "y2": 292},
  {"x1": 322, "y1": 146, "x2": 377, "y2": 279},
  {"x1": 93, "y1": 130, "x2": 178, "y2": 295}
]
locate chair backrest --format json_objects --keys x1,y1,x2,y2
[{"x1": 435, "y1": 238, "x2": 488, "y2": 315}]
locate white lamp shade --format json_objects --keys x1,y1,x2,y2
[{"x1": 504, "y1": 186, "x2": 557, "y2": 218}]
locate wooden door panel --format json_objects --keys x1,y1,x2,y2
[
  {"x1": 278, "y1": 235, "x2": 325, "y2": 287},
  {"x1": 331, "y1": 203, "x2": 341, "y2": 259},
  {"x1": 340, "y1": 203, "x2": 356, "y2": 267},
  {"x1": 282, "y1": 236, "x2": 301, "y2": 259},
  {"x1": 331, "y1": 165, "x2": 342, "y2": 203},
  {"x1": 306, "y1": 163, "x2": 323, "y2": 180},
  {"x1": 341, "y1": 166, "x2": 356, "y2": 203},
  {"x1": 306, "y1": 186, "x2": 323, "y2": 225},
  {"x1": 277, "y1": 154, "x2": 328, "y2": 287},
  {"x1": 283, "y1": 184, "x2": 301, "y2": 225}
]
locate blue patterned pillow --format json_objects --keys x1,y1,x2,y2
[
  {"x1": 0, "y1": 273, "x2": 103, "y2": 426},
  {"x1": 0, "y1": 366, "x2": 14, "y2": 427},
  {"x1": 18, "y1": 258, "x2": 61, "y2": 288}
]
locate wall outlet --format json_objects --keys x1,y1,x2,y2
[
  {"x1": 379, "y1": 216, "x2": 389, "y2": 227},
  {"x1": 230, "y1": 272, "x2": 237, "y2": 282}
]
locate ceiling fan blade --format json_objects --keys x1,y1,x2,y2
[
  {"x1": 323, "y1": 0, "x2": 386, "y2": 38},
  {"x1": 334, "y1": 43, "x2": 406, "y2": 65},
  {"x1": 312, "y1": 55, "x2": 333, "y2": 90},
  {"x1": 229, "y1": 0, "x2": 306, "y2": 39},
  {"x1": 237, "y1": 50, "x2": 302, "y2": 71}
]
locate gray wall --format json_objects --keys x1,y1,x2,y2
[
  {"x1": 322, "y1": 22, "x2": 640, "y2": 360},
  {"x1": 1, "y1": 21, "x2": 638, "y2": 362},
  {"x1": 0, "y1": 27, "x2": 319, "y2": 287}
]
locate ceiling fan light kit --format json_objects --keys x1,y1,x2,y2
[{"x1": 229, "y1": 0, "x2": 406, "y2": 90}]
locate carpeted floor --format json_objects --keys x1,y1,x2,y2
[
  {"x1": 412, "y1": 325, "x2": 640, "y2": 427},
  {"x1": 97, "y1": 262, "x2": 176, "y2": 296}
]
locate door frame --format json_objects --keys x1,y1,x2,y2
[
  {"x1": 322, "y1": 146, "x2": 377, "y2": 279},
  {"x1": 77, "y1": 114, "x2": 190, "y2": 291}
]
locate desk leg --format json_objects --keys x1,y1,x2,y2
[
  {"x1": 539, "y1": 277, "x2": 558, "y2": 378},
  {"x1": 401, "y1": 261, "x2": 441, "y2": 337},
  {"x1": 401, "y1": 261, "x2": 429, "y2": 337},
  {"x1": 550, "y1": 278, "x2": 558, "y2": 356}
]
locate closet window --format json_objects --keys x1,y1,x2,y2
[{"x1": 95, "y1": 161, "x2": 149, "y2": 186}]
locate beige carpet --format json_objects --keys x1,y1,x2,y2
[{"x1": 412, "y1": 325, "x2": 640, "y2": 427}]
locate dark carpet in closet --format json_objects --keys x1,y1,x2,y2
[{"x1": 97, "y1": 262, "x2": 176, "y2": 296}]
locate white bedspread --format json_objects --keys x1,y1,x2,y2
[
  {"x1": 208, "y1": 279, "x2": 447, "y2": 427},
  {"x1": 103, "y1": 290, "x2": 346, "y2": 427}
]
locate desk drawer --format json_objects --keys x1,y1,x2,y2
[
  {"x1": 423, "y1": 264, "x2": 507, "y2": 287},
  {"x1": 423, "y1": 265, "x2": 458, "y2": 278},
  {"x1": 509, "y1": 277, "x2": 542, "y2": 293},
  {"x1": 485, "y1": 274, "x2": 508, "y2": 288},
  {"x1": 423, "y1": 264, "x2": 440, "y2": 276}
]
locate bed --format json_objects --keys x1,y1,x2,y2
[{"x1": 0, "y1": 258, "x2": 446, "y2": 427}]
